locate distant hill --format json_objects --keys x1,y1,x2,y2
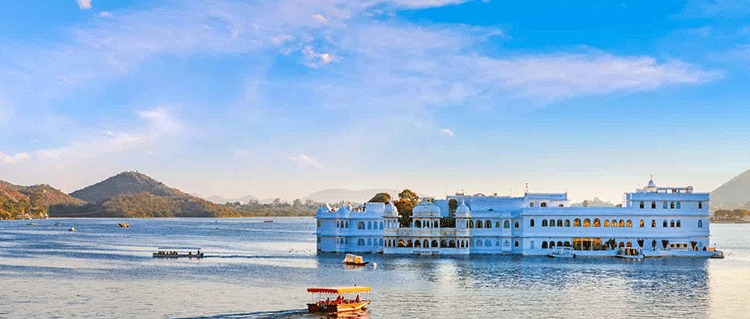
[
  {"x1": 304, "y1": 188, "x2": 399, "y2": 204},
  {"x1": 60, "y1": 171, "x2": 242, "y2": 218},
  {"x1": 0, "y1": 181, "x2": 84, "y2": 219},
  {"x1": 201, "y1": 194, "x2": 258, "y2": 205},
  {"x1": 711, "y1": 169, "x2": 750, "y2": 210}
]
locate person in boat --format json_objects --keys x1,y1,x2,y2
[{"x1": 355, "y1": 294, "x2": 361, "y2": 303}]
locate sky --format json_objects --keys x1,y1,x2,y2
[{"x1": 1, "y1": 0, "x2": 749, "y2": 203}]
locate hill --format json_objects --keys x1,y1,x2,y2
[
  {"x1": 0, "y1": 181, "x2": 84, "y2": 219},
  {"x1": 201, "y1": 194, "x2": 258, "y2": 205},
  {"x1": 304, "y1": 188, "x2": 398, "y2": 204},
  {"x1": 60, "y1": 171, "x2": 242, "y2": 218},
  {"x1": 711, "y1": 169, "x2": 750, "y2": 210}
]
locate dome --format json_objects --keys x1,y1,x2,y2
[
  {"x1": 647, "y1": 179, "x2": 656, "y2": 188},
  {"x1": 455, "y1": 200, "x2": 470, "y2": 217},
  {"x1": 316, "y1": 204, "x2": 333, "y2": 215},
  {"x1": 413, "y1": 200, "x2": 440, "y2": 217},
  {"x1": 384, "y1": 201, "x2": 398, "y2": 217}
]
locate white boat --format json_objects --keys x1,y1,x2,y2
[
  {"x1": 153, "y1": 247, "x2": 204, "y2": 259},
  {"x1": 616, "y1": 248, "x2": 644, "y2": 260},
  {"x1": 548, "y1": 247, "x2": 575, "y2": 258}
]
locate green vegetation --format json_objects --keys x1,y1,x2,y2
[
  {"x1": 395, "y1": 189, "x2": 419, "y2": 227},
  {"x1": 712, "y1": 209, "x2": 750, "y2": 223},
  {"x1": 368, "y1": 193, "x2": 392, "y2": 203},
  {"x1": 225, "y1": 198, "x2": 328, "y2": 217}
]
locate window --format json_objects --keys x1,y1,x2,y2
[
  {"x1": 651, "y1": 220, "x2": 656, "y2": 227},
  {"x1": 542, "y1": 219, "x2": 548, "y2": 227},
  {"x1": 476, "y1": 221, "x2": 483, "y2": 229},
  {"x1": 640, "y1": 220, "x2": 644, "y2": 228},
  {"x1": 529, "y1": 202, "x2": 535, "y2": 207},
  {"x1": 542, "y1": 241, "x2": 548, "y2": 249},
  {"x1": 651, "y1": 201, "x2": 656, "y2": 209},
  {"x1": 698, "y1": 201, "x2": 703, "y2": 209},
  {"x1": 604, "y1": 220, "x2": 610, "y2": 227},
  {"x1": 584, "y1": 219, "x2": 591, "y2": 227},
  {"x1": 504, "y1": 240, "x2": 510, "y2": 247},
  {"x1": 515, "y1": 241, "x2": 519, "y2": 247},
  {"x1": 670, "y1": 202, "x2": 675, "y2": 209},
  {"x1": 565, "y1": 220, "x2": 570, "y2": 227},
  {"x1": 317, "y1": 220, "x2": 321, "y2": 227},
  {"x1": 676, "y1": 220, "x2": 681, "y2": 228},
  {"x1": 574, "y1": 218, "x2": 581, "y2": 227},
  {"x1": 358, "y1": 221, "x2": 365, "y2": 229},
  {"x1": 485, "y1": 220, "x2": 492, "y2": 228},
  {"x1": 514, "y1": 222, "x2": 519, "y2": 228},
  {"x1": 496, "y1": 221, "x2": 500, "y2": 228},
  {"x1": 626, "y1": 220, "x2": 632, "y2": 227},
  {"x1": 357, "y1": 238, "x2": 365, "y2": 246},
  {"x1": 530, "y1": 219, "x2": 535, "y2": 227},
  {"x1": 504, "y1": 220, "x2": 510, "y2": 228},
  {"x1": 541, "y1": 202, "x2": 547, "y2": 207},
  {"x1": 557, "y1": 220, "x2": 563, "y2": 227},
  {"x1": 367, "y1": 221, "x2": 372, "y2": 229},
  {"x1": 670, "y1": 220, "x2": 675, "y2": 227},
  {"x1": 639, "y1": 201, "x2": 644, "y2": 209},
  {"x1": 380, "y1": 222, "x2": 384, "y2": 229},
  {"x1": 593, "y1": 218, "x2": 601, "y2": 227},
  {"x1": 612, "y1": 219, "x2": 618, "y2": 228},
  {"x1": 663, "y1": 202, "x2": 668, "y2": 209},
  {"x1": 663, "y1": 220, "x2": 667, "y2": 228},
  {"x1": 549, "y1": 219, "x2": 556, "y2": 227},
  {"x1": 676, "y1": 202, "x2": 681, "y2": 209},
  {"x1": 698, "y1": 220, "x2": 703, "y2": 228}
]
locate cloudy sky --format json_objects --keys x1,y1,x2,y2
[{"x1": 1, "y1": 0, "x2": 749, "y2": 202}]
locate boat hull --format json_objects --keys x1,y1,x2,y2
[
  {"x1": 307, "y1": 301, "x2": 370, "y2": 313},
  {"x1": 152, "y1": 253, "x2": 204, "y2": 259}
]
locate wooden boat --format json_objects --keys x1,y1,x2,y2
[
  {"x1": 306, "y1": 287, "x2": 371, "y2": 314},
  {"x1": 152, "y1": 247, "x2": 204, "y2": 259},
  {"x1": 710, "y1": 250, "x2": 725, "y2": 259},
  {"x1": 616, "y1": 248, "x2": 644, "y2": 260},
  {"x1": 342, "y1": 254, "x2": 369, "y2": 266},
  {"x1": 548, "y1": 247, "x2": 575, "y2": 258},
  {"x1": 117, "y1": 223, "x2": 129, "y2": 228}
]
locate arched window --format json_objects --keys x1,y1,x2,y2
[
  {"x1": 652, "y1": 220, "x2": 656, "y2": 227},
  {"x1": 564, "y1": 220, "x2": 570, "y2": 227},
  {"x1": 496, "y1": 241, "x2": 500, "y2": 247},
  {"x1": 549, "y1": 219, "x2": 556, "y2": 227},
  {"x1": 604, "y1": 220, "x2": 610, "y2": 227},
  {"x1": 676, "y1": 202, "x2": 681, "y2": 209},
  {"x1": 584, "y1": 219, "x2": 591, "y2": 227},
  {"x1": 469, "y1": 220, "x2": 474, "y2": 228},
  {"x1": 449, "y1": 240, "x2": 455, "y2": 248},
  {"x1": 380, "y1": 222, "x2": 384, "y2": 229},
  {"x1": 358, "y1": 221, "x2": 365, "y2": 229},
  {"x1": 432, "y1": 240, "x2": 439, "y2": 248},
  {"x1": 698, "y1": 220, "x2": 703, "y2": 228},
  {"x1": 698, "y1": 202, "x2": 703, "y2": 209},
  {"x1": 485, "y1": 239, "x2": 492, "y2": 247},
  {"x1": 530, "y1": 219, "x2": 535, "y2": 227},
  {"x1": 574, "y1": 218, "x2": 581, "y2": 227},
  {"x1": 357, "y1": 238, "x2": 365, "y2": 246},
  {"x1": 593, "y1": 218, "x2": 601, "y2": 227},
  {"x1": 542, "y1": 220, "x2": 548, "y2": 227},
  {"x1": 367, "y1": 238, "x2": 372, "y2": 246},
  {"x1": 670, "y1": 220, "x2": 675, "y2": 227},
  {"x1": 564, "y1": 241, "x2": 571, "y2": 247},
  {"x1": 434, "y1": 220, "x2": 439, "y2": 228},
  {"x1": 407, "y1": 239, "x2": 413, "y2": 247},
  {"x1": 639, "y1": 220, "x2": 644, "y2": 228},
  {"x1": 663, "y1": 202, "x2": 668, "y2": 209},
  {"x1": 670, "y1": 202, "x2": 675, "y2": 209},
  {"x1": 496, "y1": 221, "x2": 500, "y2": 228},
  {"x1": 367, "y1": 221, "x2": 372, "y2": 229},
  {"x1": 612, "y1": 220, "x2": 618, "y2": 228},
  {"x1": 542, "y1": 241, "x2": 548, "y2": 249},
  {"x1": 639, "y1": 201, "x2": 644, "y2": 209},
  {"x1": 476, "y1": 221, "x2": 483, "y2": 229},
  {"x1": 550, "y1": 241, "x2": 556, "y2": 248},
  {"x1": 557, "y1": 220, "x2": 563, "y2": 227},
  {"x1": 651, "y1": 201, "x2": 656, "y2": 209},
  {"x1": 504, "y1": 240, "x2": 510, "y2": 247},
  {"x1": 541, "y1": 202, "x2": 547, "y2": 207},
  {"x1": 677, "y1": 220, "x2": 681, "y2": 227},
  {"x1": 663, "y1": 220, "x2": 668, "y2": 227},
  {"x1": 485, "y1": 220, "x2": 492, "y2": 228},
  {"x1": 626, "y1": 220, "x2": 632, "y2": 227},
  {"x1": 619, "y1": 220, "x2": 625, "y2": 227},
  {"x1": 414, "y1": 240, "x2": 421, "y2": 248},
  {"x1": 557, "y1": 241, "x2": 563, "y2": 247},
  {"x1": 476, "y1": 239, "x2": 483, "y2": 247},
  {"x1": 504, "y1": 221, "x2": 510, "y2": 228},
  {"x1": 514, "y1": 222, "x2": 519, "y2": 228},
  {"x1": 515, "y1": 241, "x2": 519, "y2": 247}
]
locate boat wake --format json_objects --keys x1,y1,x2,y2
[{"x1": 177, "y1": 309, "x2": 310, "y2": 319}]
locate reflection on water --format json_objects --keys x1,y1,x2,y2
[{"x1": 0, "y1": 218, "x2": 747, "y2": 318}]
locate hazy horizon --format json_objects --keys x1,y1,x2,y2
[{"x1": 2, "y1": 1, "x2": 749, "y2": 203}]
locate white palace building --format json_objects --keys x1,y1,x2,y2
[{"x1": 315, "y1": 179, "x2": 715, "y2": 257}]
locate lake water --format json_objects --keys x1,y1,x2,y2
[{"x1": 0, "y1": 218, "x2": 748, "y2": 318}]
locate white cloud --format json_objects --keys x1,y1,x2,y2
[
  {"x1": 289, "y1": 154, "x2": 323, "y2": 170},
  {"x1": 98, "y1": 11, "x2": 112, "y2": 18},
  {"x1": 77, "y1": 0, "x2": 92, "y2": 10},
  {"x1": 137, "y1": 107, "x2": 183, "y2": 133},
  {"x1": 0, "y1": 152, "x2": 30, "y2": 164},
  {"x1": 312, "y1": 13, "x2": 328, "y2": 24},
  {"x1": 302, "y1": 46, "x2": 336, "y2": 67},
  {"x1": 440, "y1": 128, "x2": 454, "y2": 137}
]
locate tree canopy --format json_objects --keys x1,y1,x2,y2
[
  {"x1": 368, "y1": 192, "x2": 392, "y2": 203},
  {"x1": 395, "y1": 189, "x2": 419, "y2": 227}
]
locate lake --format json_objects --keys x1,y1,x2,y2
[{"x1": 0, "y1": 218, "x2": 748, "y2": 318}]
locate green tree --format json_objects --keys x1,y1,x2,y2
[
  {"x1": 395, "y1": 189, "x2": 419, "y2": 227},
  {"x1": 368, "y1": 193, "x2": 392, "y2": 203},
  {"x1": 448, "y1": 198, "x2": 458, "y2": 218}
]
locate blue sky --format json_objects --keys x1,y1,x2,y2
[{"x1": 1, "y1": 0, "x2": 749, "y2": 202}]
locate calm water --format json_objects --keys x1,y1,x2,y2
[{"x1": 0, "y1": 218, "x2": 748, "y2": 319}]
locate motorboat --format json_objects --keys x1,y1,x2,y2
[
  {"x1": 153, "y1": 247, "x2": 204, "y2": 259},
  {"x1": 709, "y1": 249, "x2": 725, "y2": 259},
  {"x1": 68, "y1": 227, "x2": 76, "y2": 232},
  {"x1": 117, "y1": 223, "x2": 130, "y2": 228},
  {"x1": 342, "y1": 254, "x2": 369, "y2": 266},
  {"x1": 616, "y1": 248, "x2": 644, "y2": 260},
  {"x1": 306, "y1": 287, "x2": 371, "y2": 314},
  {"x1": 547, "y1": 247, "x2": 575, "y2": 258}
]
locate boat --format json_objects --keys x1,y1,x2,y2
[
  {"x1": 342, "y1": 254, "x2": 369, "y2": 266},
  {"x1": 152, "y1": 247, "x2": 204, "y2": 259},
  {"x1": 306, "y1": 287, "x2": 371, "y2": 314},
  {"x1": 263, "y1": 219, "x2": 274, "y2": 223},
  {"x1": 548, "y1": 247, "x2": 575, "y2": 258},
  {"x1": 68, "y1": 227, "x2": 76, "y2": 232},
  {"x1": 616, "y1": 247, "x2": 644, "y2": 260},
  {"x1": 117, "y1": 223, "x2": 129, "y2": 228},
  {"x1": 709, "y1": 248, "x2": 725, "y2": 259}
]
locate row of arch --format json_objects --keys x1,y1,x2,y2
[
  {"x1": 413, "y1": 219, "x2": 440, "y2": 228},
  {"x1": 532, "y1": 218, "x2": 694, "y2": 228},
  {"x1": 356, "y1": 221, "x2": 384, "y2": 230},
  {"x1": 356, "y1": 238, "x2": 384, "y2": 247},
  {"x1": 467, "y1": 220, "x2": 512, "y2": 229},
  {"x1": 385, "y1": 238, "x2": 521, "y2": 248},
  {"x1": 638, "y1": 201, "x2": 696, "y2": 209}
]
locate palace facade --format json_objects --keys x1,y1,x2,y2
[{"x1": 315, "y1": 179, "x2": 713, "y2": 257}]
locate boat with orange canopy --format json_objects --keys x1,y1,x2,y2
[{"x1": 306, "y1": 286, "x2": 371, "y2": 313}]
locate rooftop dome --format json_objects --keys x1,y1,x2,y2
[
  {"x1": 647, "y1": 179, "x2": 656, "y2": 188},
  {"x1": 384, "y1": 201, "x2": 398, "y2": 217},
  {"x1": 455, "y1": 200, "x2": 470, "y2": 217},
  {"x1": 413, "y1": 199, "x2": 440, "y2": 217}
]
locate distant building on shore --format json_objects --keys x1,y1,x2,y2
[{"x1": 315, "y1": 178, "x2": 713, "y2": 257}]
